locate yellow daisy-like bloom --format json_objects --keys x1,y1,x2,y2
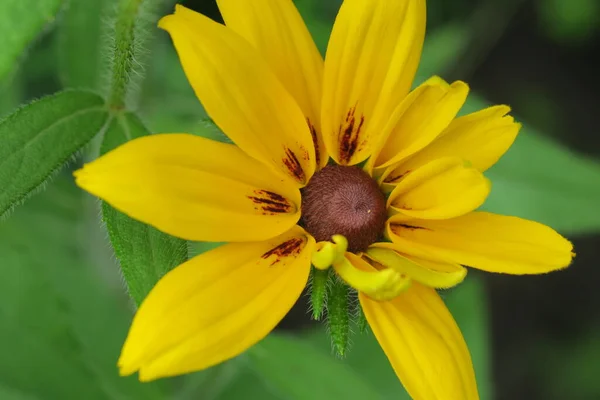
[{"x1": 74, "y1": 0, "x2": 573, "y2": 398}]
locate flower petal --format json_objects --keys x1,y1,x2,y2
[
  {"x1": 118, "y1": 226, "x2": 315, "y2": 381},
  {"x1": 367, "y1": 244, "x2": 467, "y2": 289},
  {"x1": 217, "y1": 0, "x2": 327, "y2": 168},
  {"x1": 360, "y1": 283, "x2": 479, "y2": 400},
  {"x1": 383, "y1": 105, "x2": 520, "y2": 180},
  {"x1": 370, "y1": 77, "x2": 469, "y2": 170},
  {"x1": 335, "y1": 252, "x2": 412, "y2": 301},
  {"x1": 387, "y1": 212, "x2": 574, "y2": 274},
  {"x1": 311, "y1": 234, "x2": 348, "y2": 270},
  {"x1": 321, "y1": 0, "x2": 426, "y2": 165},
  {"x1": 387, "y1": 157, "x2": 491, "y2": 220},
  {"x1": 159, "y1": 6, "x2": 315, "y2": 186},
  {"x1": 74, "y1": 134, "x2": 301, "y2": 242}
]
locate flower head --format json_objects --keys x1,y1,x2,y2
[{"x1": 74, "y1": 0, "x2": 573, "y2": 398}]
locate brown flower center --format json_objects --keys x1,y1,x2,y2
[{"x1": 300, "y1": 165, "x2": 387, "y2": 253}]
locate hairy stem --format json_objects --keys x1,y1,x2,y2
[{"x1": 107, "y1": 0, "x2": 145, "y2": 110}]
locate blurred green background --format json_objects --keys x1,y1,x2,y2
[{"x1": 1, "y1": 0, "x2": 599, "y2": 399}]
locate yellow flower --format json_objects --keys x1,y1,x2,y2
[{"x1": 74, "y1": 0, "x2": 574, "y2": 398}]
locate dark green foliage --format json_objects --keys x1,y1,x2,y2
[{"x1": 0, "y1": 90, "x2": 108, "y2": 218}]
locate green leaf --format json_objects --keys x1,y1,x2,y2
[
  {"x1": 0, "y1": 90, "x2": 108, "y2": 218},
  {"x1": 0, "y1": 0, "x2": 63, "y2": 80},
  {"x1": 0, "y1": 175, "x2": 165, "y2": 399},
  {"x1": 354, "y1": 302, "x2": 369, "y2": 334},
  {"x1": 309, "y1": 267, "x2": 330, "y2": 320},
  {"x1": 57, "y1": 0, "x2": 108, "y2": 89},
  {"x1": 99, "y1": 111, "x2": 146, "y2": 153},
  {"x1": 215, "y1": 366, "x2": 280, "y2": 400},
  {"x1": 462, "y1": 95, "x2": 600, "y2": 235},
  {"x1": 101, "y1": 112, "x2": 188, "y2": 305},
  {"x1": 538, "y1": 0, "x2": 600, "y2": 44},
  {"x1": 244, "y1": 333, "x2": 383, "y2": 400},
  {"x1": 176, "y1": 363, "x2": 243, "y2": 400},
  {"x1": 0, "y1": 385, "x2": 40, "y2": 400},
  {"x1": 327, "y1": 277, "x2": 350, "y2": 357},
  {"x1": 0, "y1": 73, "x2": 22, "y2": 118}
]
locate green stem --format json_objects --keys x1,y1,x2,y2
[{"x1": 107, "y1": 0, "x2": 145, "y2": 110}]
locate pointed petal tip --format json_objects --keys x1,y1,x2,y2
[
  {"x1": 423, "y1": 75, "x2": 447, "y2": 87},
  {"x1": 562, "y1": 240, "x2": 576, "y2": 267},
  {"x1": 117, "y1": 343, "x2": 142, "y2": 376},
  {"x1": 117, "y1": 361, "x2": 137, "y2": 378},
  {"x1": 555, "y1": 231, "x2": 574, "y2": 255},
  {"x1": 422, "y1": 76, "x2": 469, "y2": 92},
  {"x1": 73, "y1": 166, "x2": 90, "y2": 189},
  {"x1": 450, "y1": 80, "x2": 470, "y2": 97},
  {"x1": 72, "y1": 167, "x2": 83, "y2": 179},
  {"x1": 497, "y1": 104, "x2": 512, "y2": 114},
  {"x1": 550, "y1": 251, "x2": 574, "y2": 272},
  {"x1": 157, "y1": 14, "x2": 173, "y2": 30},
  {"x1": 455, "y1": 79, "x2": 469, "y2": 88},
  {"x1": 388, "y1": 212, "x2": 576, "y2": 275},
  {"x1": 158, "y1": 3, "x2": 189, "y2": 30}
]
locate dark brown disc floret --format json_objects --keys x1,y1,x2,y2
[{"x1": 300, "y1": 165, "x2": 387, "y2": 253}]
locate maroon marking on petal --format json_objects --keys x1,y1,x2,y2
[
  {"x1": 392, "y1": 223, "x2": 430, "y2": 232},
  {"x1": 248, "y1": 190, "x2": 294, "y2": 215},
  {"x1": 307, "y1": 118, "x2": 320, "y2": 164},
  {"x1": 283, "y1": 147, "x2": 306, "y2": 183},
  {"x1": 385, "y1": 172, "x2": 408, "y2": 184},
  {"x1": 261, "y1": 237, "x2": 305, "y2": 265},
  {"x1": 302, "y1": 145, "x2": 310, "y2": 162},
  {"x1": 338, "y1": 106, "x2": 366, "y2": 164}
]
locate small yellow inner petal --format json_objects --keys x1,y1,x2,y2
[
  {"x1": 311, "y1": 236, "x2": 411, "y2": 300},
  {"x1": 311, "y1": 234, "x2": 348, "y2": 270},
  {"x1": 334, "y1": 252, "x2": 411, "y2": 301},
  {"x1": 368, "y1": 77, "x2": 469, "y2": 171},
  {"x1": 387, "y1": 104, "x2": 520, "y2": 177},
  {"x1": 366, "y1": 246, "x2": 467, "y2": 289},
  {"x1": 386, "y1": 157, "x2": 491, "y2": 220}
]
